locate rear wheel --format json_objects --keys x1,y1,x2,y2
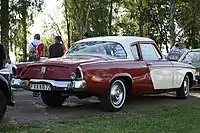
[
  {"x1": 100, "y1": 79, "x2": 126, "y2": 112},
  {"x1": 176, "y1": 75, "x2": 190, "y2": 99},
  {"x1": 41, "y1": 92, "x2": 66, "y2": 108},
  {"x1": 0, "y1": 90, "x2": 7, "y2": 120}
]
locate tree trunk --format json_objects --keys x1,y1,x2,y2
[
  {"x1": 85, "y1": 0, "x2": 91, "y2": 35},
  {"x1": 164, "y1": 28, "x2": 169, "y2": 53},
  {"x1": 1, "y1": 0, "x2": 10, "y2": 64},
  {"x1": 21, "y1": 0, "x2": 28, "y2": 61},
  {"x1": 169, "y1": 0, "x2": 176, "y2": 48},
  {"x1": 64, "y1": 0, "x2": 71, "y2": 49},
  {"x1": 109, "y1": 0, "x2": 114, "y2": 35},
  {"x1": 147, "y1": 0, "x2": 150, "y2": 35},
  {"x1": 138, "y1": 0, "x2": 144, "y2": 36}
]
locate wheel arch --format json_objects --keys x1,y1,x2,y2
[
  {"x1": 109, "y1": 73, "x2": 133, "y2": 83},
  {"x1": 186, "y1": 72, "x2": 194, "y2": 87},
  {"x1": 109, "y1": 73, "x2": 133, "y2": 98}
]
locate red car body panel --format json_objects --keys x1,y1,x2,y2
[
  {"x1": 80, "y1": 60, "x2": 153, "y2": 94},
  {"x1": 14, "y1": 63, "x2": 31, "y2": 77},
  {"x1": 19, "y1": 56, "x2": 154, "y2": 95},
  {"x1": 20, "y1": 55, "x2": 107, "y2": 80}
]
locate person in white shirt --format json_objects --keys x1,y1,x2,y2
[
  {"x1": 28, "y1": 34, "x2": 42, "y2": 51},
  {"x1": 28, "y1": 34, "x2": 46, "y2": 61},
  {"x1": 29, "y1": 34, "x2": 42, "y2": 103}
]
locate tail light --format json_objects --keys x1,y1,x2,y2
[
  {"x1": 75, "y1": 66, "x2": 83, "y2": 79},
  {"x1": 12, "y1": 66, "x2": 24, "y2": 78}
]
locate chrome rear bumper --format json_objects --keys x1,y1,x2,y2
[{"x1": 11, "y1": 78, "x2": 87, "y2": 92}]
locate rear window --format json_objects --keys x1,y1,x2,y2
[{"x1": 66, "y1": 41, "x2": 127, "y2": 59}]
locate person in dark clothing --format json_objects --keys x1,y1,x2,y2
[
  {"x1": 49, "y1": 36, "x2": 66, "y2": 58},
  {"x1": 0, "y1": 44, "x2": 6, "y2": 69}
]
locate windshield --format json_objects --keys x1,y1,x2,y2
[
  {"x1": 66, "y1": 41, "x2": 127, "y2": 59},
  {"x1": 182, "y1": 51, "x2": 200, "y2": 64}
]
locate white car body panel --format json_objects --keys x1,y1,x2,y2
[
  {"x1": 173, "y1": 68, "x2": 196, "y2": 88},
  {"x1": 149, "y1": 67, "x2": 174, "y2": 89},
  {"x1": 150, "y1": 67, "x2": 195, "y2": 90}
]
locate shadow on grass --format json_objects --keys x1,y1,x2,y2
[
  {"x1": 43, "y1": 90, "x2": 200, "y2": 112},
  {"x1": 2, "y1": 90, "x2": 200, "y2": 124}
]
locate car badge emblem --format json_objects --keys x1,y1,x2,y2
[{"x1": 41, "y1": 67, "x2": 46, "y2": 74}]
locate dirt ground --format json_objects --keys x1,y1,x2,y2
[{"x1": 1, "y1": 89, "x2": 200, "y2": 124}]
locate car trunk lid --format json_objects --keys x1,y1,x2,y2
[{"x1": 20, "y1": 55, "x2": 108, "y2": 80}]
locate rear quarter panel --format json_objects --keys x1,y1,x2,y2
[
  {"x1": 172, "y1": 61, "x2": 196, "y2": 88},
  {"x1": 15, "y1": 62, "x2": 33, "y2": 77},
  {"x1": 80, "y1": 60, "x2": 153, "y2": 94}
]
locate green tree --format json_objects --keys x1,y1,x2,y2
[
  {"x1": 64, "y1": 0, "x2": 114, "y2": 42},
  {"x1": 1, "y1": 0, "x2": 10, "y2": 64},
  {"x1": 176, "y1": 0, "x2": 200, "y2": 48},
  {"x1": 9, "y1": 0, "x2": 44, "y2": 61}
]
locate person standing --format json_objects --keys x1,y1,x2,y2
[
  {"x1": 179, "y1": 43, "x2": 189, "y2": 55},
  {"x1": 167, "y1": 43, "x2": 182, "y2": 61},
  {"x1": 28, "y1": 34, "x2": 45, "y2": 103},
  {"x1": 49, "y1": 36, "x2": 66, "y2": 58},
  {"x1": 28, "y1": 34, "x2": 45, "y2": 61},
  {"x1": 0, "y1": 44, "x2": 6, "y2": 69}
]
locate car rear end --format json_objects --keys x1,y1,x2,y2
[{"x1": 12, "y1": 62, "x2": 87, "y2": 94}]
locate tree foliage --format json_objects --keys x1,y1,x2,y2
[
  {"x1": 1, "y1": 0, "x2": 200, "y2": 63},
  {"x1": 62, "y1": 0, "x2": 200, "y2": 51},
  {"x1": 0, "y1": 0, "x2": 44, "y2": 62}
]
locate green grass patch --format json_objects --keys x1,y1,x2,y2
[{"x1": 1, "y1": 103, "x2": 200, "y2": 133}]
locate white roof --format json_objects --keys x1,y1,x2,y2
[
  {"x1": 75, "y1": 36, "x2": 155, "y2": 45},
  {"x1": 74, "y1": 36, "x2": 156, "y2": 60}
]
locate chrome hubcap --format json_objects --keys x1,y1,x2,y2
[
  {"x1": 110, "y1": 80, "x2": 126, "y2": 108},
  {"x1": 183, "y1": 76, "x2": 189, "y2": 96}
]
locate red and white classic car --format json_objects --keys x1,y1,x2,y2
[{"x1": 11, "y1": 36, "x2": 196, "y2": 112}]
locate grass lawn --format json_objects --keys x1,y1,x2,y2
[{"x1": 1, "y1": 102, "x2": 200, "y2": 133}]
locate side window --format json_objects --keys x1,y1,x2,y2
[
  {"x1": 152, "y1": 45, "x2": 162, "y2": 59},
  {"x1": 140, "y1": 44, "x2": 161, "y2": 60},
  {"x1": 130, "y1": 45, "x2": 139, "y2": 60},
  {"x1": 113, "y1": 44, "x2": 127, "y2": 58}
]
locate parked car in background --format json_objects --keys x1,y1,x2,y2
[
  {"x1": 11, "y1": 36, "x2": 196, "y2": 112},
  {"x1": 0, "y1": 67, "x2": 12, "y2": 81},
  {"x1": 179, "y1": 49, "x2": 200, "y2": 86},
  {"x1": 0, "y1": 71, "x2": 14, "y2": 120}
]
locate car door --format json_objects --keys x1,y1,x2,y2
[
  {"x1": 130, "y1": 44, "x2": 153, "y2": 93},
  {"x1": 139, "y1": 42, "x2": 174, "y2": 90}
]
